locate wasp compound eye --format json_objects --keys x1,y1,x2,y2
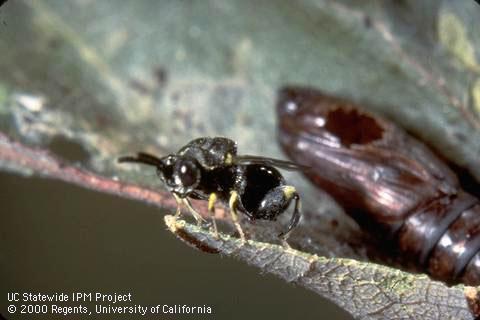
[{"x1": 174, "y1": 159, "x2": 200, "y2": 188}]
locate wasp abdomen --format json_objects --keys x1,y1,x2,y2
[
  {"x1": 277, "y1": 86, "x2": 480, "y2": 285},
  {"x1": 234, "y1": 165, "x2": 287, "y2": 220}
]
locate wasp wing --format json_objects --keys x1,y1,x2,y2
[{"x1": 234, "y1": 155, "x2": 310, "y2": 171}]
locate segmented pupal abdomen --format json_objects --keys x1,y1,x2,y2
[{"x1": 276, "y1": 86, "x2": 480, "y2": 285}]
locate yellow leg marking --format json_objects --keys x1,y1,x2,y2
[
  {"x1": 229, "y1": 191, "x2": 246, "y2": 243},
  {"x1": 182, "y1": 198, "x2": 206, "y2": 225},
  {"x1": 224, "y1": 153, "x2": 233, "y2": 165},
  {"x1": 208, "y1": 193, "x2": 219, "y2": 238},
  {"x1": 283, "y1": 186, "x2": 296, "y2": 199}
]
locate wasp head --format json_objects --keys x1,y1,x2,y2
[
  {"x1": 157, "y1": 155, "x2": 201, "y2": 197},
  {"x1": 118, "y1": 152, "x2": 201, "y2": 197}
]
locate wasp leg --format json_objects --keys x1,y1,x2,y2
[
  {"x1": 228, "y1": 191, "x2": 246, "y2": 243},
  {"x1": 278, "y1": 186, "x2": 301, "y2": 246},
  {"x1": 208, "y1": 193, "x2": 219, "y2": 238},
  {"x1": 182, "y1": 198, "x2": 207, "y2": 225},
  {"x1": 173, "y1": 193, "x2": 206, "y2": 225},
  {"x1": 173, "y1": 193, "x2": 183, "y2": 218}
]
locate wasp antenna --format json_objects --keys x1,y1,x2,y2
[
  {"x1": 137, "y1": 152, "x2": 163, "y2": 164},
  {"x1": 118, "y1": 153, "x2": 162, "y2": 167},
  {"x1": 117, "y1": 156, "x2": 139, "y2": 163}
]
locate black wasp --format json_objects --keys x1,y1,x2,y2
[{"x1": 118, "y1": 137, "x2": 303, "y2": 244}]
